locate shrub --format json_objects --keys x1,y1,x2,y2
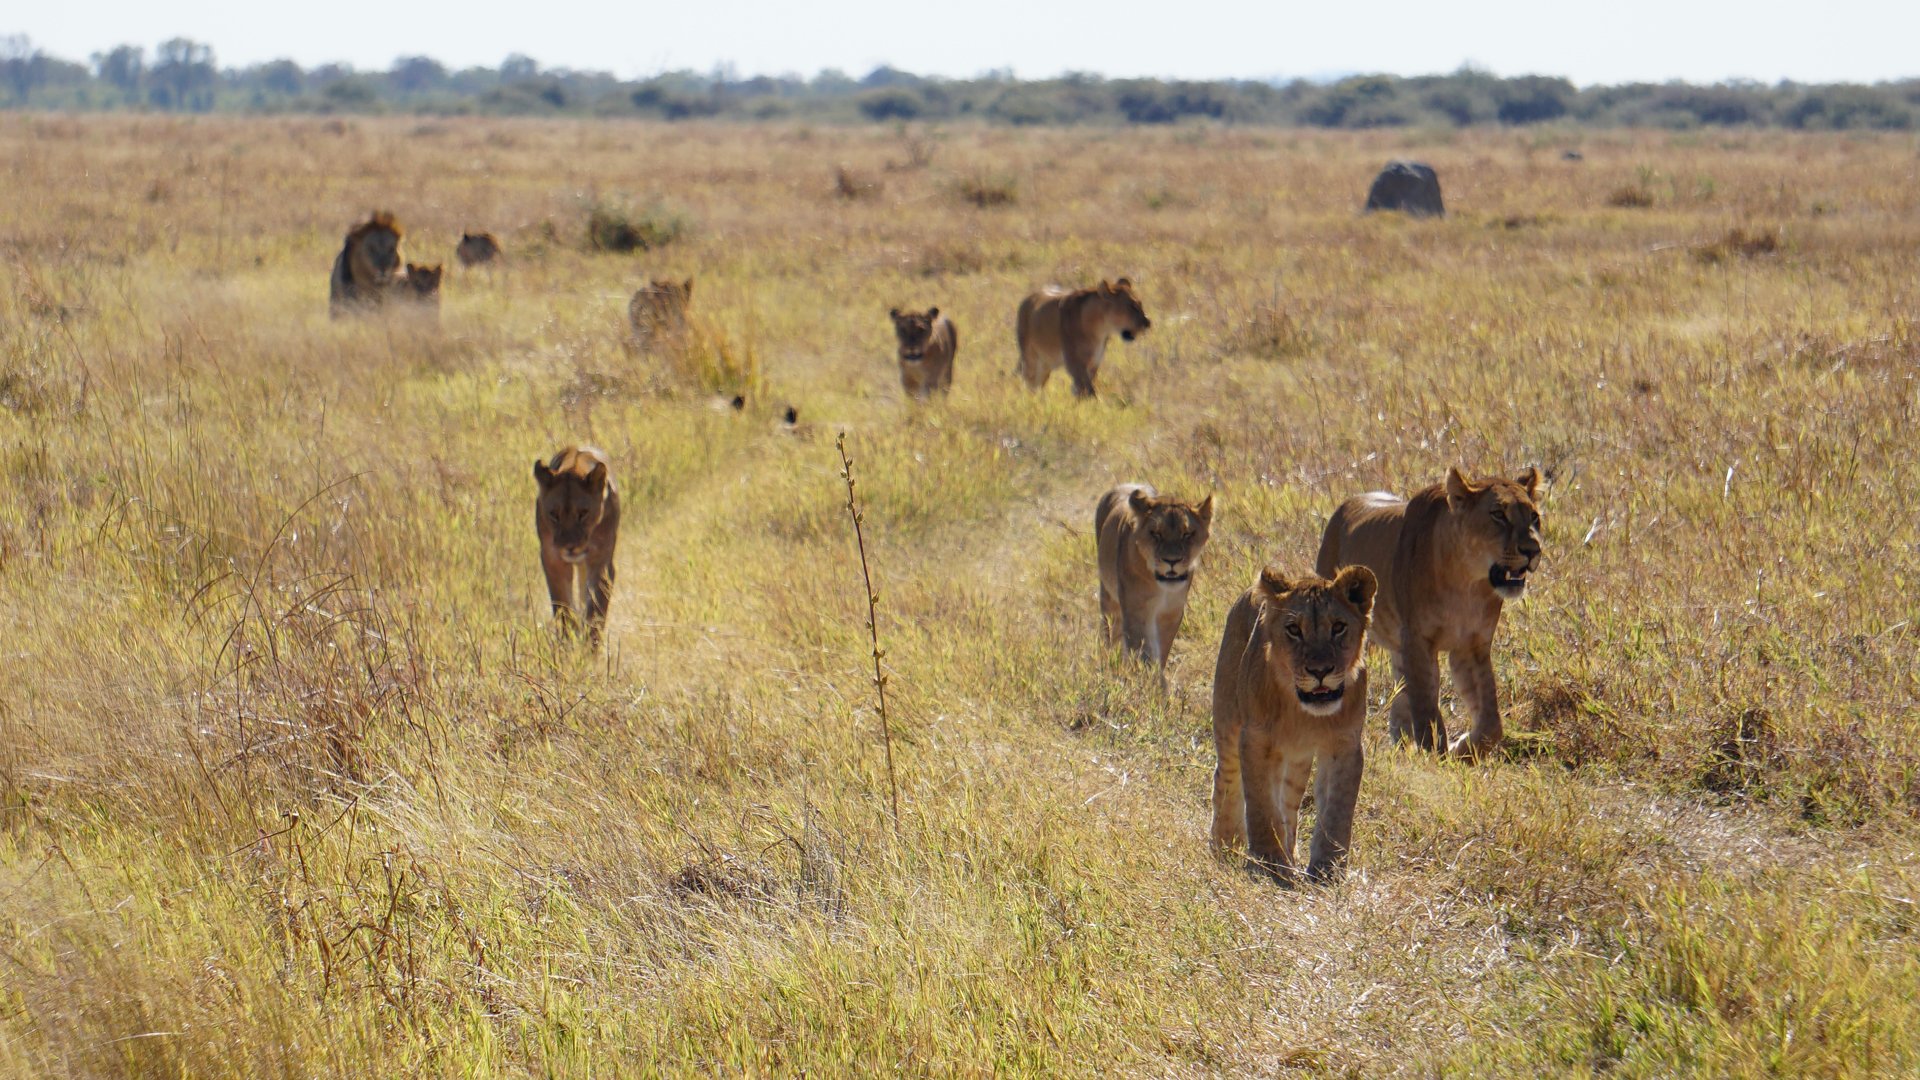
[{"x1": 586, "y1": 199, "x2": 689, "y2": 253}]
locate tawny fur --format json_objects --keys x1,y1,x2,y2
[
  {"x1": 1095, "y1": 483, "x2": 1213, "y2": 684},
  {"x1": 534, "y1": 446, "x2": 621, "y2": 647},
  {"x1": 1211, "y1": 565, "x2": 1377, "y2": 884},
  {"x1": 628, "y1": 278, "x2": 693, "y2": 346},
  {"x1": 889, "y1": 306, "x2": 958, "y2": 398},
  {"x1": 1014, "y1": 278, "x2": 1151, "y2": 397},
  {"x1": 1314, "y1": 467, "x2": 1543, "y2": 759}
]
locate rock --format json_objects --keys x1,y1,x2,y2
[{"x1": 1363, "y1": 161, "x2": 1444, "y2": 218}]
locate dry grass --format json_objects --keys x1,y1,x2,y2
[{"x1": 1, "y1": 116, "x2": 1918, "y2": 1077}]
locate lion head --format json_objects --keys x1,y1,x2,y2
[
  {"x1": 889, "y1": 306, "x2": 940, "y2": 360},
  {"x1": 456, "y1": 232, "x2": 500, "y2": 266},
  {"x1": 346, "y1": 211, "x2": 404, "y2": 286},
  {"x1": 403, "y1": 262, "x2": 443, "y2": 301},
  {"x1": 1444, "y1": 466, "x2": 1544, "y2": 601},
  {"x1": 631, "y1": 277, "x2": 693, "y2": 334},
  {"x1": 534, "y1": 452, "x2": 613, "y2": 563},
  {"x1": 1255, "y1": 565, "x2": 1378, "y2": 716},
  {"x1": 1099, "y1": 278, "x2": 1151, "y2": 342},
  {"x1": 1127, "y1": 488, "x2": 1213, "y2": 584}
]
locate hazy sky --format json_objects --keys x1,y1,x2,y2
[{"x1": 12, "y1": 0, "x2": 1916, "y2": 85}]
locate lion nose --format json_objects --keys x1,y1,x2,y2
[{"x1": 1304, "y1": 662, "x2": 1336, "y2": 681}]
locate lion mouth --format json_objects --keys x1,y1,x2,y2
[
  {"x1": 562, "y1": 551, "x2": 588, "y2": 565},
  {"x1": 1296, "y1": 686, "x2": 1345, "y2": 710},
  {"x1": 900, "y1": 351, "x2": 925, "y2": 362},
  {"x1": 1154, "y1": 570, "x2": 1190, "y2": 583},
  {"x1": 1489, "y1": 564, "x2": 1529, "y2": 597}
]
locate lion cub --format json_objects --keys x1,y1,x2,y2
[
  {"x1": 629, "y1": 277, "x2": 693, "y2": 346},
  {"x1": 889, "y1": 306, "x2": 958, "y2": 398},
  {"x1": 1211, "y1": 565, "x2": 1377, "y2": 884},
  {"x1": 1315, "y1": 467, "x2": 1543, "y2": 759},
  {"x1": 1096, "y1": 484, "x2": 1213, "y2": 683},
  {"x1": 534, "y1": 446, "x2": 621, "y2": 646}
]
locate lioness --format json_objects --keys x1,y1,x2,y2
[
  {"x1": 534, "y1": 446, "x2": 621, "y2": 646},
  {"x1": 1096, "y1": 484, "x2": 1213, "y2": 683},
  {"x1": 629, "y1": 278, "x2": 693, "y2": 345},
  {"x1": 1315, "y1": 467, "x2": 1543, "y2": 759},
  {"x1": 456, "y1": 231, "x2": 502, "y2": 267},
  {"x1": 399, "y1": 262, "x2": 442, "y2": 310},
  {"x1": 328, "y1": 210, "x2": 405, "y2": 317},
  {"x1": 1211, "y1": 565, "x2": 1377, "y2": 884},
  {"x1": 1015, "y1": 278, "x2": 1150, "y2": 397},
  {"x1": 889, "y1": 306, "x2": 958, "y2": 398}
]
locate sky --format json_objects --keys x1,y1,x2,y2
[{"x1": 10, "y1": 0, "x2": 1918, "y2": 86}]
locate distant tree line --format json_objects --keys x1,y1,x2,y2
[{"x1": 3, "y1": 35, "x2": 1919, "y2": 130}]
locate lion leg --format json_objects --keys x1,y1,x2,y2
[
  {"x1": 1209, "y1": 720, "x2": 1246, "y2": 856},
  {"x1": 582, "y1": 552, "x2": 616, "y2": 648},
  {"x1": 1306, "y1": 736, "x2": 1364, "y2": 883},
  {"x1": 1400, "y1": 634, "x2": 1446, "y2": 752},
  {"x1": 541, "y1": 548, "x2": 579, "y2": 636},
  {"x1": 1243, "y1": 732, "x2": 1305, "y2": 883},
  {"x1": 1446, "y1": 643, "x2": 1503, "y2": 760},
  {"x1": 1064, "y1": 351, "x2": 1098, "y2": 398},
  {"x1": 1099, "y1": 582, "x2": 1124, "y2": 649},
  {"x1": 1119, "y1": 584, "x2": 1153, "y2": 664}
]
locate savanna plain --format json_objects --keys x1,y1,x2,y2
[{"x1": 2, "y1": 114, "x2": 1918, "y2": 1077}]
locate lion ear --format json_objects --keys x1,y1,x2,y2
[
  {"x1": 1516, "y1": 466, "x2": 1542, "y2": 499},
  {"x1": 889, "y1": 307, "x2": 900, "y2": 319},
  {"x1": 1257, "y1": 565, "x2": 1292, "y2": 598},
  {"x1": 682, "y1": 277, "x2": 693, "y2": 295},
  {"x1": 1333, "y1": 565, "x2": 1378, "y2": 618},
  {"x1": 926, "y1": 306, "x2": 938, "y2": 319},
  {"x1": 583, "y1": 462, "x2": 608, "y2": 492},
  {"x1": 533, "y1": 460, "x2": 554, "y2": 487},
  {"x1": 1098, "y1": 279, "x2": 1112, "y2": 294},
  {"x1": 1127, "y1": 487, "x2": 1153, "y2": 514},
  {"x1": 1115, "y1": 276, "x2": 1132, "y2": 290},
  {"x1": 1196, "y1": 493, "x2": 1214, "y2": 527},
  {"x1": 1445, "y1": 466, "x2": 1477, "y2": 504}
]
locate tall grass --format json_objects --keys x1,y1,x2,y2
[{"x1": 0, "y1": 115, "x2": 1917, "y2": 1076}]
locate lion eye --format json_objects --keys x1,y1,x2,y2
[
  {"x1": 548, "y1": 511, "x2": 560, "y2": 523},
  {"x1": 1332, "y1": 622, "x2": 1347, "y2": 638},
  {"x1": 1491, "y1": 510, "x2": 1508, "y2": 525},
  {"x1": 1284, "y1": 624, "x2": 1303, "y2": 640}
]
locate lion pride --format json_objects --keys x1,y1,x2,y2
[
  {"x1": 1210, "y1": 565, "x2": 1377, "y2": 883},
  {"x1": 1314, "y1": 467, "x2": 1544, "y2": 759},
  {"x1": 534, "y1": 446, "x2": 621, "y2": 646},
  {"x1": 328, "y1": 211, "x2": 405, "y2": 317},
  {"x1": 1015, "y1": 278, "x2": 1151, "y2": 397}
]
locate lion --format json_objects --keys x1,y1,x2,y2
[
  {"x1": 1096, "y1": 484, "x2": 1213, "y2": 683},
  {"x1": 1314, "y1": 467, "x2": 1543, "y2": 759},
  {"x1": 534, "y1": 446, "x2": 621, "y2": 646},
  {"x1": 1015, "y1": 278, "x2": 1151, "y2": 397},
  {"x1": 328, "y1": 211, "x2": 405, "y2": 317},
  {"x1": 629, "y1": 277, "x2": 693, "y2": 345},
  {"x1": 455, "y1": 231, "x2": 502, "y2": 267},
  {"x1": 398, "y1": 263, "x2": 442, "y2": 310},
  {"x1": 1210, "y1": 564, "x2": 1377, "y2": 884},
  {"x1": 889, "y1": 306, "x2": 958, "y2": 398}
]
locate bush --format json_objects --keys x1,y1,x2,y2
[{"x1": 586, "y1": 199, "x2": 689, "y2": 253}]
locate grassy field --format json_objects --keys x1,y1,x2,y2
[{"x1": 1, "y1": 113, "x2": 1917, "y2": 1076}]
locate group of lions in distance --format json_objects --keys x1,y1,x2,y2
[
  {"x1": 1100, "y1": 466, "x2": 1544, "y2": 884},
  {"x1": 325, "y1": 209, "x2": 1545, "y2": 886}
]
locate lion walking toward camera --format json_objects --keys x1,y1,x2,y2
[
  {"x1": 1211, "y1": 565, "x2": 1377, "y2": 884},
  {"x1": 1315, "y1": 467, "x2": 1543, "y2": 759},
  {"x1": 534, "y1": 446, "x2": 621, "y2": 646},
  {"x1": 1096, "y1": 483, "x2": 1212, "y2": 684},
  {"x1": 889, "y1": 306, "x2": 958, "y2": 398}
]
